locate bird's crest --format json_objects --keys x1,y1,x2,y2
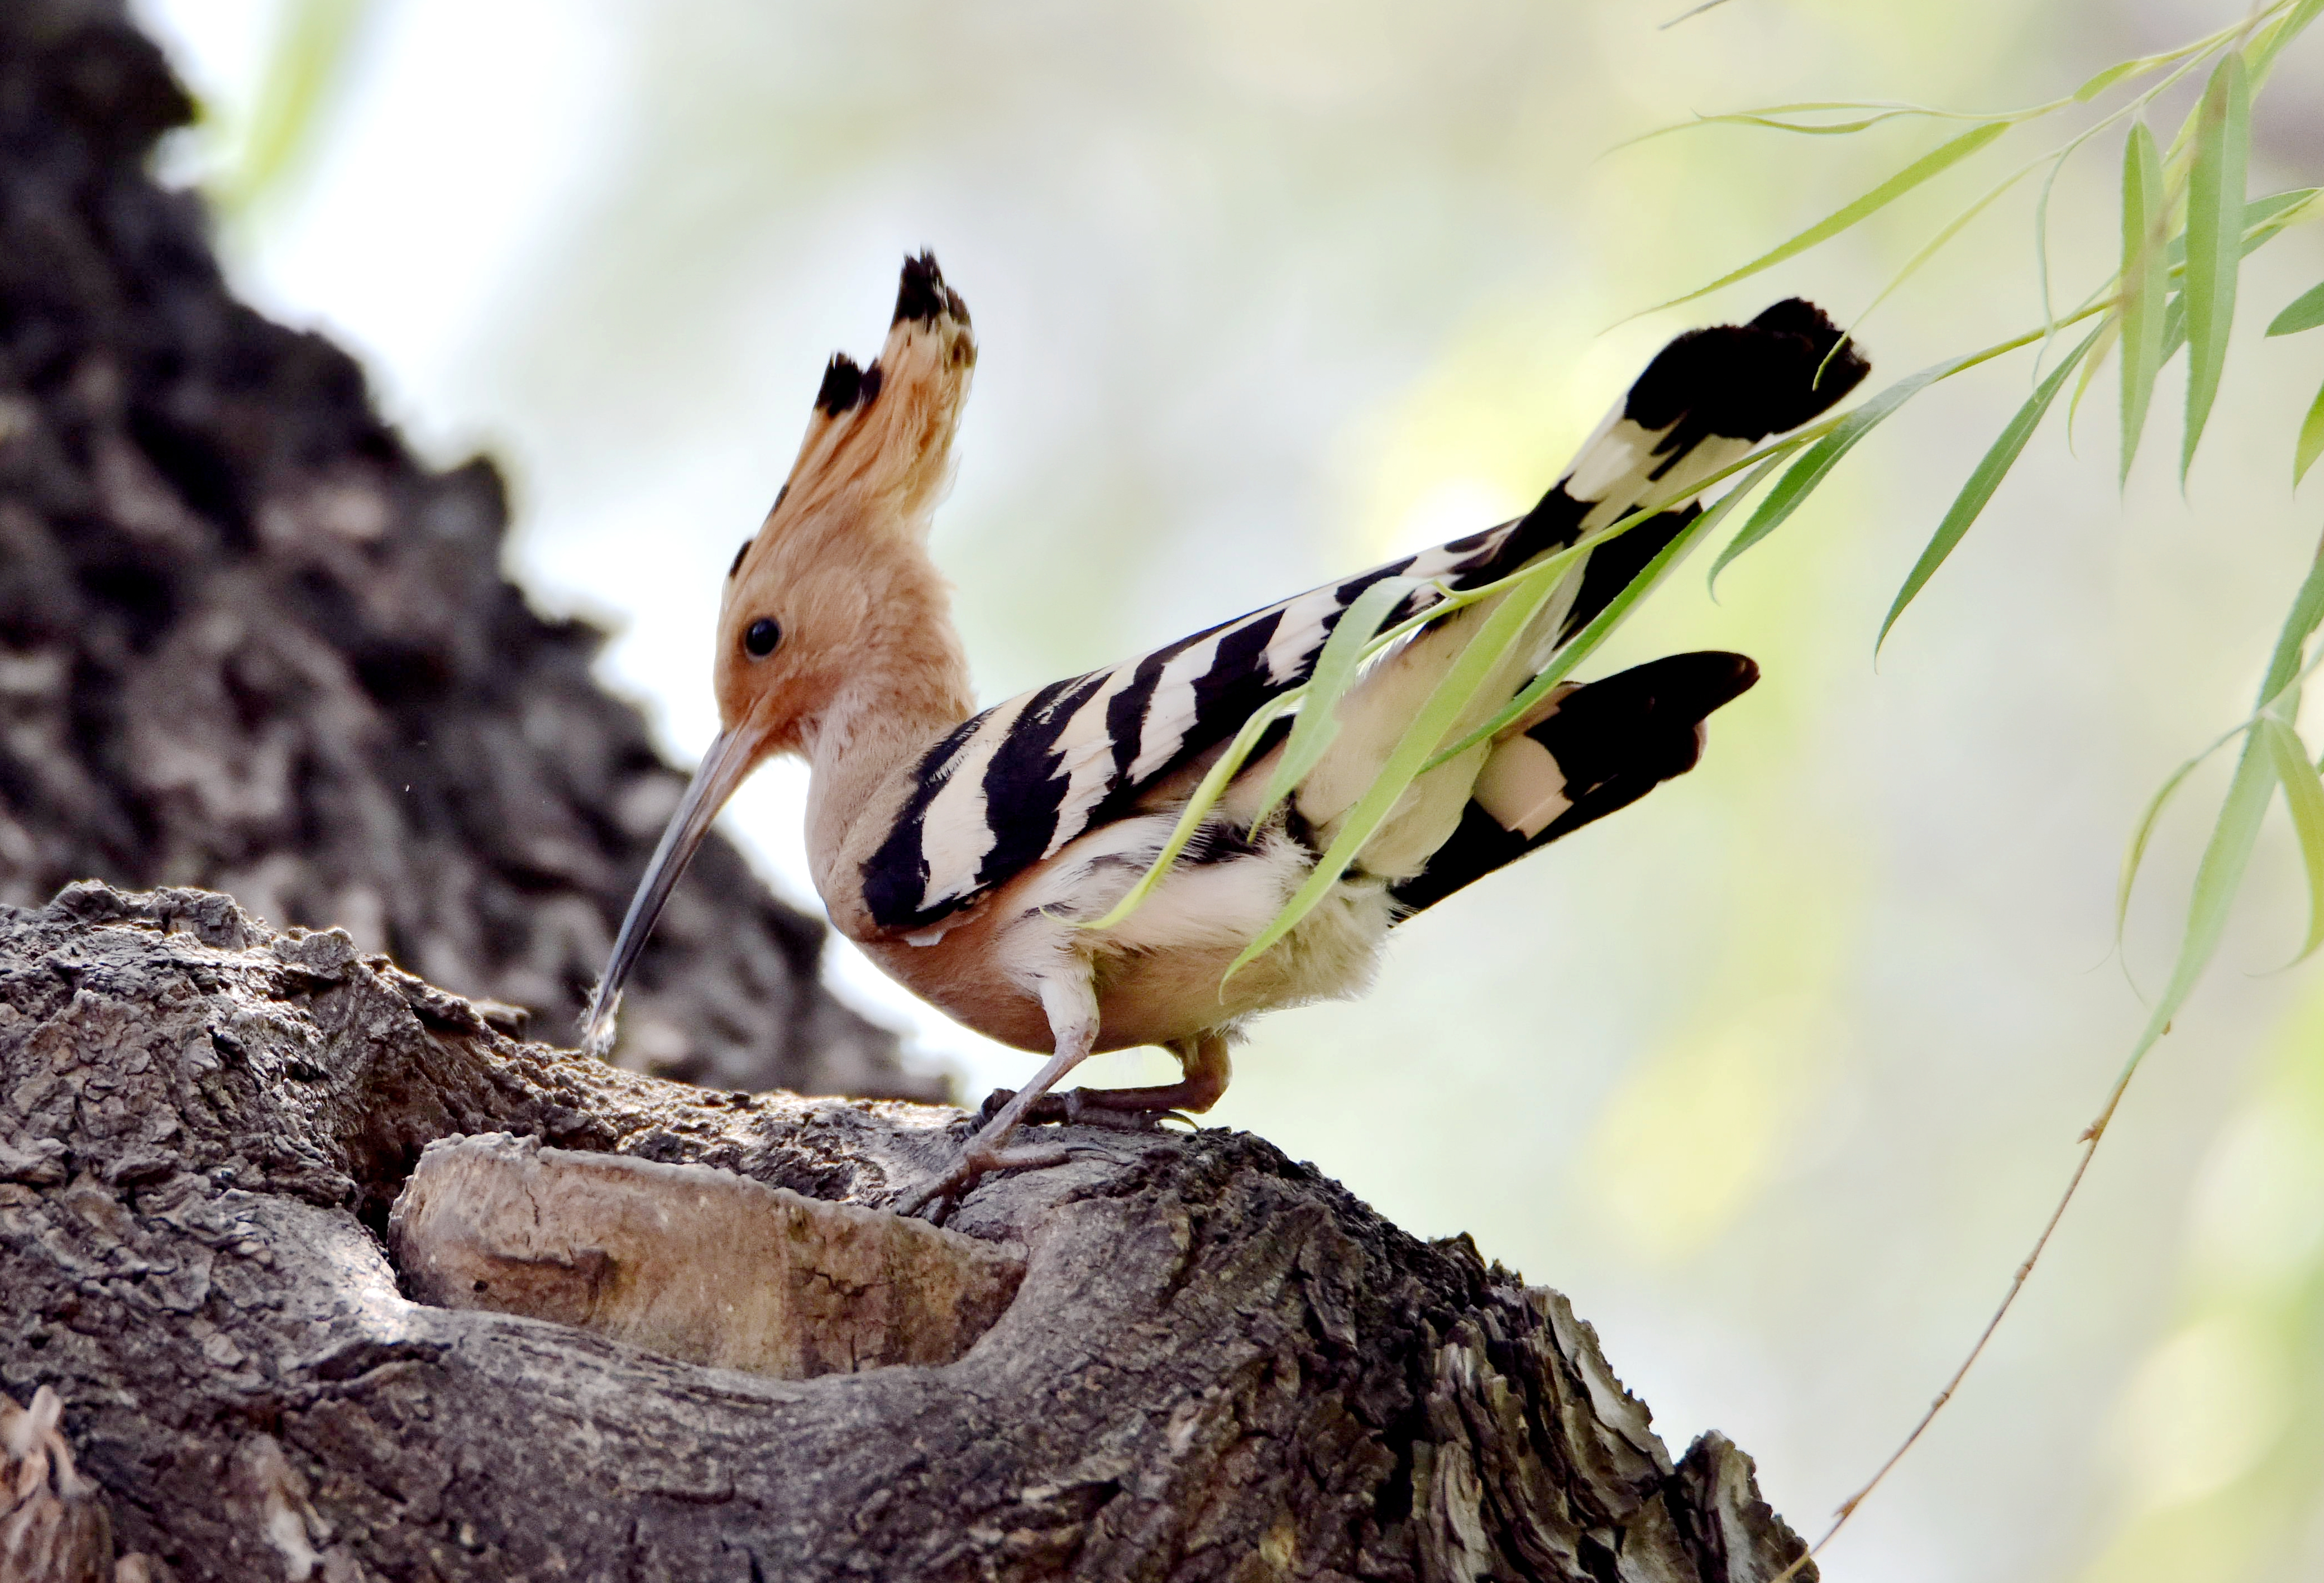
[{"x1": 729, "y1": 251, "x2": 975, "y2": 590}]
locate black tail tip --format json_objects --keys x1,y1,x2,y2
[
  {"x1": 893, "y1": 250, "x2": 969, "y2": 328},
  {"x1": 1661, "y1": 649, "x2": 1759, "y2": 714},
  {"x1": 1750, "y1": 297, "x2": 1868, "y2": 409},
  {"x1": 1625, "y1": 299, "x2": 1868, "y2": 443},
  {"x1": 1566, "y1": 651, "x2": 1760, "y2": 730}
]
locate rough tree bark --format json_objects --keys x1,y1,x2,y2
[
  {"x1": 0, "y1": 0, "x2": 929, "y2": 1101},
  {"x1": 1, "y1": 884, "x2": 1814, "y2": 1581},
  {"x1": 0, "y1": 6, "x2": 1820, "y2": 1580}
]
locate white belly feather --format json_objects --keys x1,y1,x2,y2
[{"x1": 990, "y1": 810, "x2": 1393, "y2": 1030}]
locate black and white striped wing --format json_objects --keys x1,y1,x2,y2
[
  {"x1": 858, "y1": 525, "x2": 1531, "y2": 933},
  {"x1": 856, "y1": 298, "x2": 1866, "y2": 935}
]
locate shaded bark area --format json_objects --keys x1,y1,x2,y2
[
  {"x1": 0, "y1": 0, "x2": 931, "y2": 1099},
  {"x1": 0, "y1": 884, "x2": 1813, "y2": 1582}
]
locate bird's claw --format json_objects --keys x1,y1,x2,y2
[
  {"x1": 974, "y1": 1087, "x2": 1183, "y2": 1132},
  {"x1": 898, "y1": 1138, "x2": 1073, "y2": 1222}
]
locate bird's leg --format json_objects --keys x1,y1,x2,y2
[
  {"x1": 900, "y1": 969, "x2": 1101, "y2": 1217},
  {"x1": 993, "y1": 1032, "x2": 1232, "y2": 1131}
]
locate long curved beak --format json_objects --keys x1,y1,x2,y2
[{"x1": 578, "y1": 728, "x2": 762, "y2": 1056}]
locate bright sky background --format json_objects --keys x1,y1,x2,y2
[{"x1": 130, "y1": 2, "x2": 2324, "y2": 1579}]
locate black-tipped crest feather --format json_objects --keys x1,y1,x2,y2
[
  {"x1": 816, "y1": 353, "x2": 867, "y2": 416},
  {"x1": 893, "y1": 250, "x2": 969, "y2": 327}
]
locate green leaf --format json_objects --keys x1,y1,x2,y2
[
  {"x1": 1222, "y1": 566, "x2": 1570, "y2": 982},
  {"x1": 1640, "y1": 121, "x2": 2010, "y2": 316},
  {"x1": 2161, "y1": 190, "x2": 2321, "y2": 274},
  {"x1": 2119, "y1": 750, "x2": 2210, "y2": 938},
  {"x1": 2119, "y1": 125, "x2": 2169, "y2": 484},
  {"x1": 1881, "y1": 329, "x2": 2099, "y2": 654},
  {"x1": 1081, "y1": 692, "x2": 1297, "y2": 933},
  {"x1": 1668, "y1": 110, "x2": 1944, "y2": 137},
  {"x1": 2241, "y1": 188, "x2": 2321, "y2": 246},
  {"x1": 2182, "y1": 51, "x2": 2250, "y2": 482},
  {"x1": 2065, "y1": 311, "x2": 2121, "y2": 444},
  {"x1": 2074, "y1": 57, "x2": 2149, "y2": 103},
  {"x1": 2118, "y1": 529, "x2": 2324, "y2": 934},
  {"x1": 1427, "y1": 451, "x2": 1792, "y2": 771},
  {"x1": 2259, "y1": 718, "x2": 2324, "y2": 963},
  {"x1": 2268, "y1": 280, "x2": 2324, "y2": 336},
  {"x1": 1708, "y1": 355, "x2": 1967, "y2": 591},
  {"x1": 2119, "y1": 733, "x2": 2275, "y2": 1074},
  {"x1": 1247, "y1": 575, "x2": 1414, "y2": 830},
  {"x1": 2258, "y1": 534, "x2": 2324, "y2": 702},
  {"x1": 2251, "y1": 0, "x2": 2324, "y2": 83},
  {"x1": 1616, "y1": 101, "x2": 2012, "y2": 150},
  {"x1": 2298, "y1": 376, "x2": 2324, "y2": 486}
]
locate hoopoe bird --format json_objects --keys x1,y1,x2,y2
[{"x1": 584, "y1": 254, "x2": 1866, "y2": 1213}]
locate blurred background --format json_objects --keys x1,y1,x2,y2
[{"x1": 126, "y1": 1, "x2": 2324, "y2": 1577}]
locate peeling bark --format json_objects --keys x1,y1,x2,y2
[
  {"x1": 390, "y1": 1133, "x2": 1025, "y2": 1378},
  {"x1": 0, "y1": 884, "x2": 1815, "y2": 1581}
]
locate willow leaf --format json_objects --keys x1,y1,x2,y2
[
  {"x1": 2251, "y1": 0, "x2": 2324, "y2": 83},
  {"x1": 2078, "y1": 24, "x2": 2260, "y2": 103},
  {"x1": 2073, "y1": 58, "x2": 2149, "y2": 103},
  {"x1": 1680, "y1": 111, "x2": 1938, "y2": 137},
  {"x1": 1881, "y1": 329, "x2": 2098, "y2": 654},
  {"x1": 2119, "y1": 528, "x2": 2324, "y2": 931},
  {"x1": 1427, "y1": 451, "x2": 1791, "y2": 771},
  {"x1": 2259, "y1": 718, "x2": 2324, "y2": 963},
  {"x1": 2299, "y1": 376, "x2": 2324, "y2": 485},
  {"x1": 2268, "y1": 280, "x2": 2324, "y2": 336},
  {"x1": 1709, "y1": 356, "x2": 1965, "y2": 591},
  {"x1": 2119, "y1": 733, "x2": 2275, "y2": 1075},
  {"x1": 1082, "y1": 693, "x2": 1295, "y2": 932},
  {"x1": 1248, "y1": 576, "x2": 1415, "y2": 830},
  {"x1": 2161, "y1": 189, "x2": 2321, "y2": 276},
  {"x1": 2271, "y1": 541, "x2": 2324, "y2": 699},
  {"x1": 1642, "y1": 122, "x2": 2010, "y2": 316},
  {"x1": 2120, "y1": 125, "x2": 2169, "y2": 482},
  {"x1": 2182, "y1": 51, "x2": 2250, "y2": 482},
  {"x1": 1223, "y1": 568, "x2": 1567, "y2": 982},
  {"x1": 2143, "y1": 191, "x2": 2319, "y2": 398},
  {"x1": 2119, "y1": 750, "x2": 2211, "y2": 938},
  {"x1": 2241, "y1": 188, "x2": 2321, "y2": 247},
  {"x1": 1617, "y1": 101, "x2": 2011, "y2": 150},
  {"x1": 2065, "y1": 310, "x2": 2122, "y2": 444}
]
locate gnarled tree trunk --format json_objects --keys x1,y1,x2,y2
[
  {"x1": 0, "y1": 5, "x2": 1816, "y2": 1579},
  {"x1": 0, "y1": 884, "x2": 1811, "y2": 1581}
]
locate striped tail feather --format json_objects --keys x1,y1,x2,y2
[
  {"x1": 1545, "y1": 298, "x2": 1869, "y2": 652},
  {"x1": 1304, "y1": 302, "x2": 1863, "y2": 872},
  {"x1": 1385, "y1": 651, "x2": 1758, "y2": 916}
]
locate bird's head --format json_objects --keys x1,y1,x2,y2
[{"x1": 580, "y1": 252, "x2": 976, "y2": 1057}]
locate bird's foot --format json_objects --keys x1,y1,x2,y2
[
  {"x1": 898, "y1": 1137, "x2": 1073, "y2": 1222},
  {"x1": 977, "y1": 1087, "x2": 1181, "y2": 1133}
]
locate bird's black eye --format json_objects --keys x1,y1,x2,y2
[{"x1": 743, "y1": 618, "x2": 782, "y2": 659}]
